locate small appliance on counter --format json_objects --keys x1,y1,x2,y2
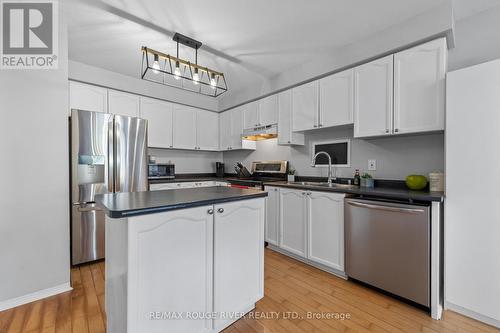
[
  {"x1": 216, "y1": 162, "x2": 225, "y2": 178},
  {"x1": 148, "y1": 163, "x2": 175, "y2": 179}
]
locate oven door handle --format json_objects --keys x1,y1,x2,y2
[{"x1": 347, "y1": 201, "x2": 425, "y2": 214}]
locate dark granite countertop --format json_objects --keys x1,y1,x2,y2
[
  {"x1": 263, "y1": 181, "x2": 444, "y2": 202},
  {"x1": 96, "y1": 186, "x2": 268, "y2": 218}
]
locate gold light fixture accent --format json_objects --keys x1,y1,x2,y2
[{"x1": 140, "y1": 33, "x2": 228, "y2": 97}]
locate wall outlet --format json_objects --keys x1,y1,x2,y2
[{"x1": 368, "y1": 159, "x2": 377, "y2": 171}]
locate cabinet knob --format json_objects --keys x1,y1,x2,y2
[
  {"x1": 394, "y1": 129, "x2": 399, "y2": 133},
  {"x1": 385, "y1": 129, "x2": 389, "y2": 133},
  {"x1": 217, "y1": 208, "x2": 224, "y2": 213},
  {"x1": 319, "y1": 124, "x2": 323, "y2": 127},
  {"x1": 207, "y1": 209, "x2": 214, "y2": 215},
  {"x1": 313, "y1": 125, "x2": 318, "y2": 128},
  {"x1": 301, "y1": 192, "x2": 306, "y2": 195},
  {"x1": 287, "y1": 140, "x2": 291, "y2": 144}
]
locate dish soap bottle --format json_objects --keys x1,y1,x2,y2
[{"x1": 353, "y1": 169, "x2": 360, "y2": 186}]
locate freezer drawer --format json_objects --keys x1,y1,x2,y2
[
  {"x1": 345, "y1": 199, "x2": 430, "y2": 307},
  {"x1": 71, "y1": 203, "x2": 105, "y2": 265}
]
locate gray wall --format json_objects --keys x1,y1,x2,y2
[
  {"x1": 0, "y1": 9, "x2": 70, "y2": 302},
  {"x1": 223, "y1": 129, "x2": 444, "y2": 180},
  {"x1": 149, "y1": 148, "x2": 222, "y2": 173}
]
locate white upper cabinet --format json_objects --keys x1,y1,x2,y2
[
  {"x1": 140, "y1": 97, "x2": 173, "y2": 149},
  {"x1": 230, "y1": 106, "x2": 245, "y2": 150},
  {"x1": 244, "y1": 95, "x2": 278, "y2": 129},
  {"x1": 277, "y1": 90, "x2": 304, "y2": 145},
  {"x1": 320, "y1": 69, "x2": 354, "y2": 128},
  {"x1": 354, "y1": 55, "x2": 394, "y2": 138},
  {"x1": 307, "y1": 192, "x2": 345, "y2": 271},
  {"x1": 244, "y1": 101, "x2": 260, "y2": 129},
  {"x1": 219, "y1": 111, "x2": 232, "y2": 151},
  {"x1": 292, "y1": 80, "x2": 319, "y2": 131},
  {"x1": 172, "y1": 105, "x2": 197, "y2": 150},
  {"x1": 69, "y1": 81, "x2": 108, "y2": 113},
  {"x1": 259, "y1": 95, "x2": 278, "y2": 126},
  {"x1": 196, "y1": 110, "x2": 219, "y2": 151},
  {"x1": 394, "y1": 38, "x2": 447, "y2": 134},
  {"x1": 108, "y1": 90, "x2": 140, "y2": 118}
]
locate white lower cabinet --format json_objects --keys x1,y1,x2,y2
[
  {"x1": 307, "y1": 191, "x2": 345, "y2": 271},
  {"x1": 274, "y1": 188, "x2": 345, "y2": 273},
  {"x1": 213, "y1": 199, "x2": 265, "y2": 331},
  {"x1": 279, "y1": 189, "x2": 308, "y2": 257},
  {"x1": 264, "y1": 186, "x2": 280, "y2": 246}
]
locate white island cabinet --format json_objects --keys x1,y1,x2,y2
[{"x1": 104, "y1": 195, "x2": 265, "y2": 333}]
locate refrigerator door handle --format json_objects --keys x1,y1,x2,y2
[
  {"x1": 108, "y1": 116, "x2": 115, "y2": 193},
  {"x1": 77, "y1": 205, "x2": 103, "y2": 213}
]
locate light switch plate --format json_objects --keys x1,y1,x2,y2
[{"x1": 368, "y1": 159, "x2": 377, "y2": 171}]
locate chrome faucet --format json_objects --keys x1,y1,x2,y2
[{"x1": 312, "y1": 151, "x2": 335, "y2": 184}]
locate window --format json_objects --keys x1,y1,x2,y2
[{"x1": 311, "y1": 139, "x2": 350, "y2": 167}]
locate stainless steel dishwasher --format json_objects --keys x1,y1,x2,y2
[{"x1": 345, "y1": 198, "x2": 430, "y2": 307}]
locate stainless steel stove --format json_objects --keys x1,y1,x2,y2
[{"x1": 226, "y1": 160, "x2": 288, "y2": 189}]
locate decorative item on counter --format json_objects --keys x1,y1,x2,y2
[
  {"x1": 360, "y1": 173, "x2": 374, "y2": 188},
  {"x1": 287, "y1": 169, "x2": 296, "y2": 182},
  {"x1": 405, "y1": 175, "x2": 428, "y2": 190},
  {"x1": 429, "y1": 172, "x2": 445, "y2": 192},
  {"x1": 353, "y1": 169, "x2": 360, "y2": 186}
]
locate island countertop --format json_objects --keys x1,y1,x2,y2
[{"x1": 96, "y1": 186, "x2": 268, "y2": 218}]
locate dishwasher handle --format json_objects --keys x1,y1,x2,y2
[{"x1": 346, "y1": 200, "x2": 425, "y2": 214}]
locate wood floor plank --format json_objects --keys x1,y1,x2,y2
[{"x1": 0, "y1": 249, "x2": 499, "y2": 333}]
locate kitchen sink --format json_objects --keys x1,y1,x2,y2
[{"x1": 289, "y1": 181, "x2": 357, "y2": 189}]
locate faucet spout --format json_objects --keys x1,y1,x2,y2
[{"x1": 312, "y1": 151, "x2": 334, "y2": 184}]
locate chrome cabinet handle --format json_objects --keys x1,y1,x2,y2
[
  {"x1": 217, "y1": 208, "x2": 224, "y2": 213},
  {"x1": 207, "y1": 209, "x2": 214, "y2": 215},
  {"x1": 347, "y1": 201, "x2": 425, "y2": 214}
]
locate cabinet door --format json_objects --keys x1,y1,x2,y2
[
  {"x1": 69, "y1": 81, "x2": 108, "y2": 113},
  {"x1": 172, "y1": 105, "x2": 197, "y2": 150},
  {"x1": 320, "y1": 69, "x2": 354, "y2": 128},
  {"x1": 196, "y1": 110, "x2": 219, "y2": 151},
  {"x1": 244, "y1": 101, "x2": 260, "y2": 129},
  {"x1": 279, "y1": 189, "x2": 307, "y2": 257},
  {"x1": 219, "y1": 111, "x2": 231, "y2": 151},
  {"x1": 354, "y1": 55, "x2": 393, "y2": 138},
  {"x1": 264, "y1": 186, "x2": 280, "y2": 246},
  {"x1": 307, "y1": 191, "x2": 345, "y2": 271},
  {"x1": 394, "y1": 38, "x2": 446, "y2": 134},
  {"x1": 127, "y1": 206, "x2": 213, "y2": 333},
  {"x1": 230, "y1": 106, "x2": 244, "y2": 149},
  {"x1": 213, "y1": 199, "x2": 265, "y2": 331},
  {"x1": 278, "y1": 90, "x2": 304, "y2": 145},
  {"x1": 259, "y1": 95, "x2": 278, "y2": 126},
  {"x1": 140, "y1": 97, "x2": 173, "y2": 149},
  {"x1": 292, "y1": 80, "x2": 319, "y2": 131},
  {"x1": 108, "y1": 90, "x2": 140, "y2": 118}
]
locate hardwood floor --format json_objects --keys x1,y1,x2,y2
[{"x1": 0, "y1": 249, "x2": 498, "y2": 333}]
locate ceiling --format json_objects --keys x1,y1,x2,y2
[{"x1": 65, "y1": 0, "x2": 498, "y2": 100}]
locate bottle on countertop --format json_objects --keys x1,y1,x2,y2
[{"x1": 353, "y1": 169, "x2": 360, "y2": 186}]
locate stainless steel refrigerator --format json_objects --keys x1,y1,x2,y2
[{"x1": 70, "y1": 109, "x2": 148, "y2": 265}]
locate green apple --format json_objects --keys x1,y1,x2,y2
[{"x1": 406, "y1": 175, "x2": 428, "y2": 190}]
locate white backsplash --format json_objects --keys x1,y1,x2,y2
[{"x1": 149, "y1": 148, "x2": 223, "y2": 174}]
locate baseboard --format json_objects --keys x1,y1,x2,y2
[
  {"x1": 445, "y1": 301, "x2": 500, "y2": 329},
  {"x1": 0, "y1": 283, "x2": 72, "y2": 312}
]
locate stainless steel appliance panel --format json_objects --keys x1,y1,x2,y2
[
  {"x1": 71, "y1": 110, "x2": 112, "y2": 204},
  {"x1": 345, "y1": 199, "x2": 430, "y2": 307},
  {"x1": 71, "y1": 203, "x2": 105, "y2": 265},
  {"x1": 112, "y1": 115, "x2": 148, "y2": 193}
]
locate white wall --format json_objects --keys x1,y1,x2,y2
[
  {"x1": 223, "y1": 129, "x2": 444, "y2": 180},
  {"x1": 69, "y1": 60, "x2": 219, "y2": 112},
  {"x1": 0, "y1": 8, "x2": 70, "y2": 304},
  {"x1": 149, "y1": 148, "x2": 222, "y2": 174}
]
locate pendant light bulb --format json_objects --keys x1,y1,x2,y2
[
  {"x1": 210, "y1": 73, "x2": 217, "y2": 89},
  {"x1": 174, "y1": 61, "x2": 181, "y2": 80},
  {"x1": 152, "y1": 54, "x2": 160, "y2": 74},
  {"x1": 193, "y1": 68, "x2": 200, "y2": 84}
]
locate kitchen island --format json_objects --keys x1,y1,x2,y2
[{"x1": 96, "y1": 187, "x2": 267, "y2": 333}]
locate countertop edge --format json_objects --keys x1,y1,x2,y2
[
  {"x1": 262, "y1": 182, "x2": 444, "y2": 202},
  {"x1": 98, "y1": 191, "x2": 268, "y2": 219}
]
